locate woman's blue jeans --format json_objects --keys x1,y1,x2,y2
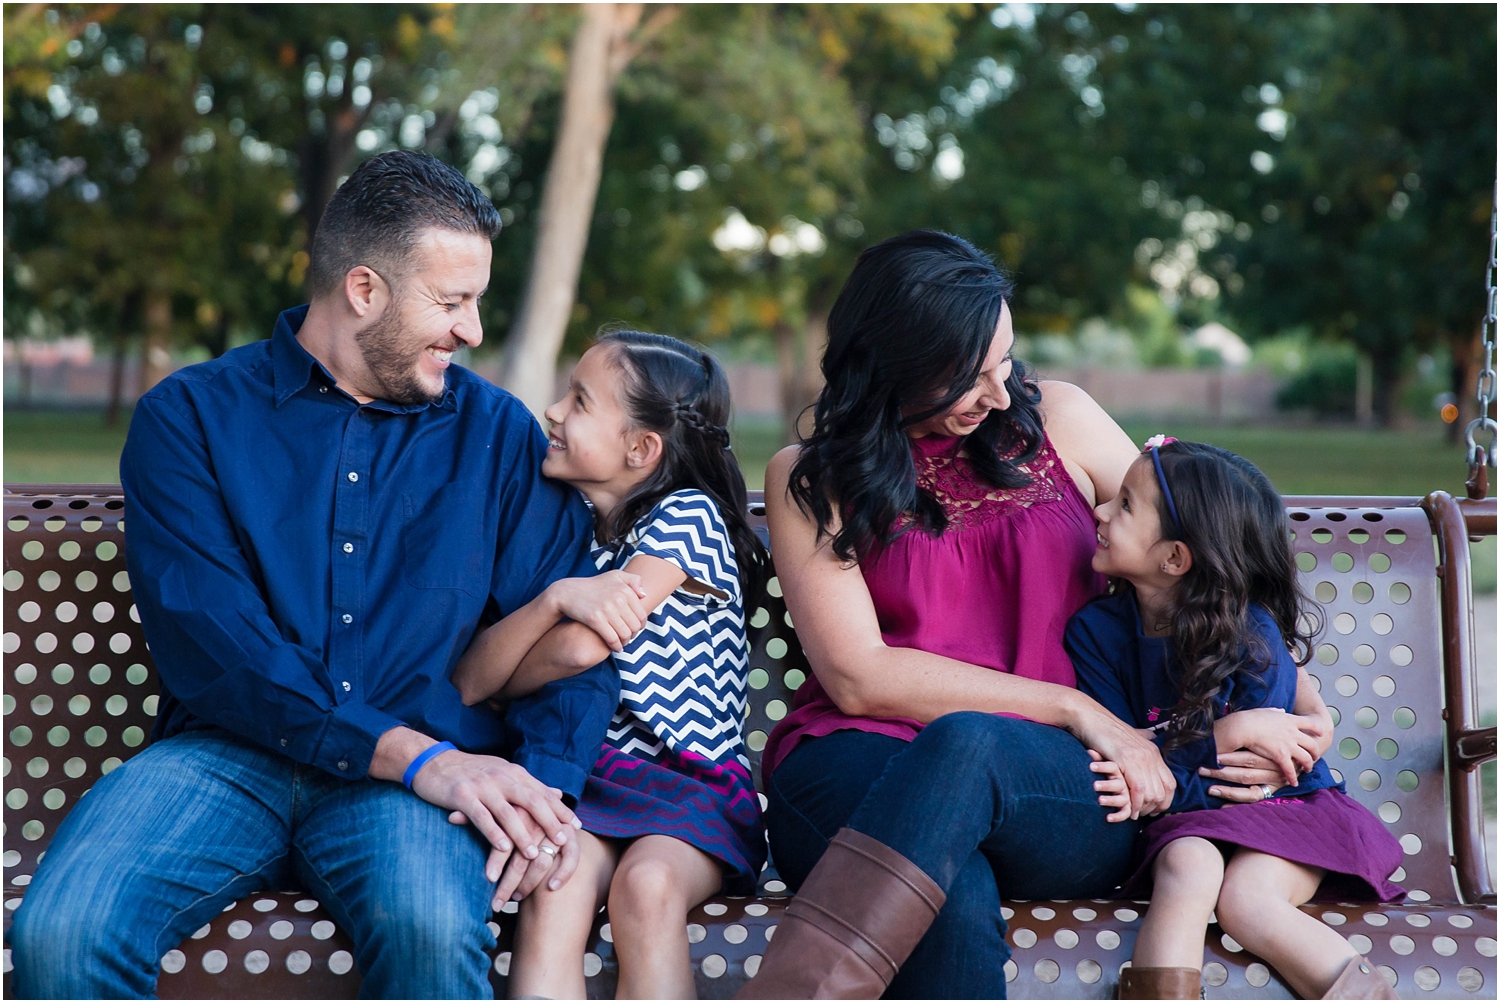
[
  {"x1": 8, "y1": 728, "x2": 497, "y2": 999},
  {"x1": 765, "y1": 712, "x2": 1141, "y2": 1000}
]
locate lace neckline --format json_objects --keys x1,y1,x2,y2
[{"x1": 897, "y1": 433, "x2": 1074, "y2": 534}]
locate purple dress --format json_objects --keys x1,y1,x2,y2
[
  {"x1": 765, "y1": 431, "x2": 1106, "y2": 775},
  {"x1": 1068, "y1": 591, "x2": 1404, "y2": 901}
]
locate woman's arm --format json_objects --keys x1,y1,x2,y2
[
  {"x1": 1036, "y1": 381, "x2": 1138, "y2": 508},
  {"x1": 766, "y1": 447, "x2": 1176, "y2": 817},
  {"x1": 452, "y1": 570, "x2": 650, "y2": 705},
  {"x1": 494, "y1": 555, "x2": 690, "y2": 700}
]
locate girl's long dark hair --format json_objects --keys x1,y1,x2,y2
[
  {"x1": 1139, "y1": 441, "x2": 1322, "y2": 748},
  {"x1": 788, "y1": 230, "x2": 1044, "y2": 562},
  {"x1": 595, "y1": 330, "x2": 770, "y2": 607}
]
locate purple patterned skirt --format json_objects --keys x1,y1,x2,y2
[
  {"x1": 575, "y1": 746, "x2": 766, "y2": 895},
  {"x1": 1123, "y1": 788, "x2": 1406, "y2": 901}
]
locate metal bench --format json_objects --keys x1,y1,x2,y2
[{"x1": 3, "y1": 485, "x2": 1494, "y2": 998}]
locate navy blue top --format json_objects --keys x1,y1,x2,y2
[
  {"x1": 1065, "y1": 591, "x2": 1341, "y2": 813},
  {"x1": 122, "y1": 305, "x2": 616, "y2": 797}
]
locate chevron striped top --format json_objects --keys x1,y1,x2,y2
[{"x1": 592, "y1": 490, "x2": 751, "y2": 769}]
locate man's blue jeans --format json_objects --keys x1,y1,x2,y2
[
  {"x1": 9, "y1": 728, "x2": 497, "y2": 999},
  {"x1": 766, "y1": 712, "x2": 1142, "y2": 1000}
]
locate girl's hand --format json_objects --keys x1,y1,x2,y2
[
  {"x1": 1213, "y1": 707, "x2": 1319, "y2": 787},
  {"x1": 547, "y1": 572, "x2": 649, "y2": 652},
  {"x1": 1088, "y1": 750, "x2": 1133, "y2": 823}
]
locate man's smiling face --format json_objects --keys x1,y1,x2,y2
[{"x1": 355, "y1": 227, "x2": 491, "y2": 404}]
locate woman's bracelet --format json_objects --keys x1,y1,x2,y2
[{"x1": 402, "y1": 740, "x2": 457, "y2": 789}]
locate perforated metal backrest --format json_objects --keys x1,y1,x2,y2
[
  {"x1": 2, "y1": 490, "x2": 1459, "y2": 906},
  {"x1": 738, "y1": 494, "x2": 1459, "y2": 904},
  {"x1": 1286, "y1": 503, "x2": 1451, "y2": 904},
  {"x1": 3, "y1": 489, "x2": 155, "y2": 882}
]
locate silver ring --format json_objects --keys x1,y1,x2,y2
[
  {"x1": 1259, "y1": 784, "x2": 1276, "y2": 801},
  {"x1": 539, "y1": 843, "x2": 557, "y2": 856}
]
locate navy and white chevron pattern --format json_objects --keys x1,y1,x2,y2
[{"x1": 593, "y1": 490, "x2": 751, "y2": 768}]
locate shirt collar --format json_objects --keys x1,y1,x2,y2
[{"x1": 270, "y1": 304, "x2": 458, "y2": 412}]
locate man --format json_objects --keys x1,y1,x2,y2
[{"x1": 10, "y1": 151, "x2": 615, "y2": 998}]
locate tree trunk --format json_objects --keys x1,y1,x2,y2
[
  {"x1": 138, "y1": 291, "x2": 174, "y2": 397},
  {"x1": 1447, "y1": 327, "x2": 1482, "y2": 444},
  {"x1": 774, "y1": 312, "x2": 829, "y2": 444},
  {"x1": 1370, "y1": 353, "x2": 1400, "y2": 429},
  {"x1": 501, "y1": 3, "x2": 645, "y2": 417},
  {"x1": 104, "y1": 330, "x2": 129, "y2": 427}
]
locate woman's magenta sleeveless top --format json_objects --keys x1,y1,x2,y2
[{"x1": 762, "y1": 431, "x2": 1106, "y2": 775}]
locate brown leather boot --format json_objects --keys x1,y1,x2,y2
[
  {"x1": 1118, "y1": 966, "x2": 1203, "y2": 999},
  {"x1": 735, "y1": 828, "x2": 946, "y2": 999},
  {"x1": 1324, "y1": 956, "x2": 1399, "y2": 999}
]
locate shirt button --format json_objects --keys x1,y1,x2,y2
[
  {"x1": 347, "y1": 472, "x2": 359, "y2": 483},
  {"x1": 280, "y1": 738, "x2": 288, "y2": 747},
  {"x1": 319, "y1": 386, "x2": 328, "y2": 394},
  {"x1": 343, "y1": 542, "x2": 354, "y2": 554},
  {"x1": 337, "y1": 760, "x2": 349, "y2": 771},
  {"x1": 341, "y1": 614, "x2": 353, "y2": 624},
  {"x1": 342, "y1": 681, "x2": 351, "y2": 692}
]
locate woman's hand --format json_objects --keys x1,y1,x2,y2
[
  {"x1": 1204, "y1": 771, "x2": 1281, "y2": 803},
  {"x1": 1213, "y1": 707, "x2": 1320, "y2": 787},
  {"x1": 1087, "y1": 750, "x2": 1133, "y2": 822},
  {"x1": 546, "y1": 571, "x2": 649, "y2": 652},
  {"x1": 1072, "y1": 707, "x2": 1176, "y2": 819},
  {"x1": 1198, "y1": 750, "x2": 1295, "y2": 792}
]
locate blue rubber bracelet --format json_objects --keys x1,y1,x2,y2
[{"x1": 403, "y1": 741, "x2": 456, "y2": 790}]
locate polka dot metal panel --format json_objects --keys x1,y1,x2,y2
[
  {"x1": 3, "y1": 491, "x2": 153, "y2": 881},
  {"x1": 1287, "y1": 504, "x2": 1451, "y2": 901},
  {"x1": 4, "y1": 489, "x2": 1495, "y2": 1000}
]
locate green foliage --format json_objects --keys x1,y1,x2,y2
[{"x1": 1274, "y1": 342, "x2": 1358, "y2": 417}]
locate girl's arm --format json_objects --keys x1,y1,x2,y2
[
  {"x1": 452, "y1": 571, "x2": 649, "y2": 705},
  {"x1": 766, "y1": 446, "x2": 1177, "y2": 819},
  {"x1": 495, "y1": 555, "x2": 691, "y2": 699}
]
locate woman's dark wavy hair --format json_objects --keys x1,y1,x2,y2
[
  {"x1": 789, "y1": 230, "x2": 1044, "y2": 561},
  {"x1": 1131, "y1": 440, "x2": 1322, "y2": 749},
  {"x1": 594, "y1": 330, "x2": 770, "y2": 607}
]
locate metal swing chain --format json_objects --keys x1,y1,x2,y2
[{"x1": 1464, "y1": 181, "x2": 1498, "y2": 501}]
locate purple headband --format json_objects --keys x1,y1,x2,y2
[{"x1": 1142, "y1": 434, "x2": 1183, "y2": 535}]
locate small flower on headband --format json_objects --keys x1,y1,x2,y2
[{"x1": 1142, "y1": 434, "x2": 1178, "y2": 451}]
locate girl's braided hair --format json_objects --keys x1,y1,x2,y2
[{"x1": 595, "y1": 330, "x2": 769, "y2": 606}]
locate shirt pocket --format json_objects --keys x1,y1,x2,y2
[{"x1": 402, "y1": 480, "x2": 492, "y2": 597}]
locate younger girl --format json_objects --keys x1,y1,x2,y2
[
  {"x1": 452, "y1": 330, "x2": 768, "y2": 999},
  {"x1": 1065, "y1": 437, "x2": 1403, "y2": 1000}
]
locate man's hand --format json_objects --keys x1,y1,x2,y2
[
  {"x1": 1214, "y1": 707, "x2": 1319, "y2": 787},
  {"x1": 1087, "y1": 750, "x2": 1133, "y2": 822},
  {"x1": 547, "y1": 571, "x2": 649, "y2": 652},
  {"x1": 370, "y1": 727, "x2": 579, "y2": 882}
]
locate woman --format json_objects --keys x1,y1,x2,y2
[{"x1": 740, "y1": 231, "x2": 1332, "y2": 1000}]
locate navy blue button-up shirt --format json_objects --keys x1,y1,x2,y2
[{"x1": 122, "y1": 306, "x2": 603, "y2": 784}]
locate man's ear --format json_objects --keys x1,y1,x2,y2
[
  {"x1": 343, "y1": 265, "x2": 389, "y2": 318},
  {"x1": 1163, "y1": 539, "x2": 1194, "y2": 578},
  {"x1": 625, "y1": 430, "x2": 664, "y2": 471}
]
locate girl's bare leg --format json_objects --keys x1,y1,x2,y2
[
  {"x1": 509, "y1": 831, "x2": 619, "y2": 1000},
  {"x1": 608, "y1": 834, "x2": 724, "y2": 1000},
  {"x1": 1215, "y1": 849, "x2": 1359, "y2": 999},
  {"x1": 1133, "y1": 837, "x2": 1226, "y2": 968}
]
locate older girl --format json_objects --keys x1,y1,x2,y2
[{"x1": 453, "y1": 331, "x2": 767, "y2": 999}]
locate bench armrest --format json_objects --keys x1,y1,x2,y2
[{"x1": 1455, "y1": 726, "x2": 1497, "y2": 773}]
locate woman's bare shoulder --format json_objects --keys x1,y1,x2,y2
[
  {"x1": 1036, "y1": 379, "x2": 1107, "y2": 423},
  {"x1": 765, "y1": 444, "x2": 804, "y2": 493}
]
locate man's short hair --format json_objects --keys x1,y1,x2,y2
[{"x1": 305, "y1": 150, "x2": 501, "y2": 300}]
